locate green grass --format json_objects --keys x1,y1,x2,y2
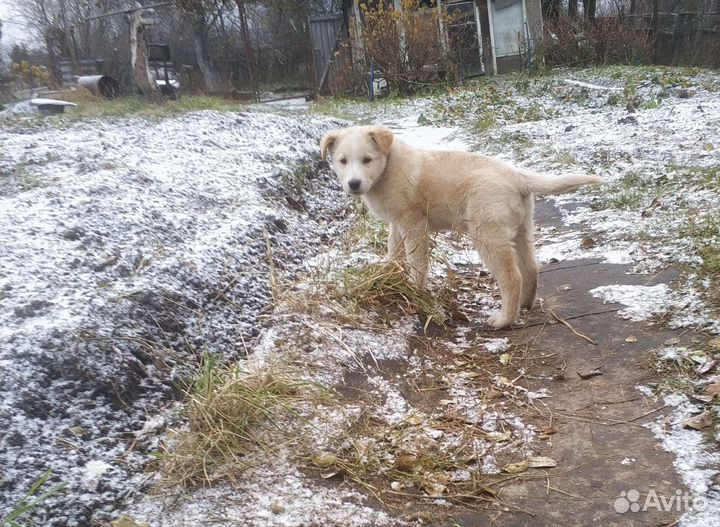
[
  {"x1": 0, "y1": 94, "x2": 245, "y2": 126},
  {"x1": 1, "y1": 470, "x2": 65, "y2": 527},
  {"x1": 64, "y1": 94, "x2": 244, "y2": 120},
  {"x1": 338, "y1": 262, "x2": 453, "y2": 326},
  {"x1": 552, "y1": 149, "x2": 577, "y2": 165},
  {"x1": 669, "y1": 163, "x2": 720, "y2": 189}
]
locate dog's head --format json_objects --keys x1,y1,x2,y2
[{"x1": 320, "y1": 125, "x2": 394, "y2": 196}]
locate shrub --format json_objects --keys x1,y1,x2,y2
[
  {"x1": 536, "y1": 13, "x2": 652, "y2": 68},
  {"x1": 331, "y1": 0, "x2": 460, "y2": 95}
]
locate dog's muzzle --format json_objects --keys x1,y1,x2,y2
[{"x1": 347, "y1": 179, "x2": 363, "y2": 195}]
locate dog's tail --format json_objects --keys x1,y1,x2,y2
[{"x1": 520, "y1": 169, "x2": 603, "y2": 195}]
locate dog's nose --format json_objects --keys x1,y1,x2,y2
[{"x1": 348, "y1": 179, "x2": 361, "y2": 191}]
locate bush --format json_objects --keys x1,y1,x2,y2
[
  {"x1": 331, "y1": 0, "x2": 460, "y2": 95},
  {"x1": 537, "y1": 13, "x2": 652, "y2": 68}
]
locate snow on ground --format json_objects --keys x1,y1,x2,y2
[
  {"x1": 590, "y1": 284, "x2": 674, "y2": 321},
  {"x1": 128, "y1": 458, "x2": 397, "y2": 527},
  {"x1": 0, "y1": 110, "x2": 352, "y2": 524},
  {"x1": 646, "y1": 393, "x2": 720, "y2": 527},
  {"x1": 3, "y1": 66, "x2": 719, "y2": 525}
]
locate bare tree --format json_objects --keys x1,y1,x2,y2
[{"x1": 176, "y1": 0, "x2": 226, "y2": 92}]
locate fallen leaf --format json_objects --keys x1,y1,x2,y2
[
  {"x1": 393, "y1": 454, "x2": 420, "y2": 472},
  {"x1": 69, "y1": 426, "x2": 86, "y2": 436},
  {"x1": 682, "y1": 411, "x2": 714, "y2": 430},
  {"x1": 503, "y1": 460, "x2": 529, "y2": 474},
  {"x1": 407, "y1": 414, "x2": 424, "y2": 426},
  {"x1": 421, "y1": 480, "x2": 447, "y2": 497},
  {"x1": 526, "y1": 456, "x2": 558, "y2": 468},
  {"x1": 320, "y1": 468, "x2": 343, "y2": 480},
  {"x1": 496, "y1": 376, "x2": 513, "y2": 387},
  {"x1": 271, "y1": 499, "x2": 285, "y2": 514},
  {"x1": 704, "y1": 382, "x2": 720, "y2": 399},
  {"x1": 625, "y1": 335, "x2": 638, "y2": 343},
  {"x1": 581, "y1": 236, "x2": 596, "y2": 249},
  {"x1": 111, "y1": 517, "x2": 149, "y2": 527},
  {"x1": 483, "y1": 430, "x2": 512, "y2": 442},
  {"x1": 696, "y1": 359, "x2": 717, "y2": 375},
  {"x1": 540, "y1": 426, "x2": 558, "y2": 436},
  {"x1": 312, "y1": 452, "x2": 336, "y2": 468},
  {"x1": 577, "y1": 367, "x2": 604, "y2": 379}
]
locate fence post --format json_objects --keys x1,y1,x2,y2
[
  {"x1": 369, "y1": 58, "x2": 375, "y2": 101},
  {"x1": 652, "y1": 0, "x2": 659, "y2": 63}
]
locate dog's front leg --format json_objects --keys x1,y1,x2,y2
[
  {"x1": 387, "y1": 223, "x2": 405, "y2": 263},
  {"x1": 403, "y1": 226, "x2": 430, "y2": 290}
]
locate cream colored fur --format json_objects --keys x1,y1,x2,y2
[{"x1": 320, "y1": 125, "x2": 602, "y2": 328}]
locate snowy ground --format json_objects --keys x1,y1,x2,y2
[
  {"x1": 0, "y1": 110, "x2": 354, "y2": 524},
  {"x1": 1, "y1": 66, "x2": 719, "y2": 526}
]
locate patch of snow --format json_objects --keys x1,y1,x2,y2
[
  {"x1": 368, "y1": 376, "x2": 410, "y2": 425},
  {"x1": 126, "y1": 459, "x2": 398, "y2": 526},
  {"x1": 483, "y1": 338, "x2": 510, "y2": 353},
  {"x1": 636, "y1": 384, "x2": 654, "y2": 397},
  {"x1": 562, "y1": 79, "x2": 623, "y2": 91},
  {"x1": 646, "y1": 394, "x2": 720, "y2": 527},
  {"x1": 590, "y1": 284, "x2": 673, "y2": 321}
]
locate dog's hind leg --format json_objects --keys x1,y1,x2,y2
[
  {"x1": 515, "y1": 215, "x2": 539, "y2": 310},
  {"x1": 472, "y1": 228, "x2": 522, "y2": 329}
]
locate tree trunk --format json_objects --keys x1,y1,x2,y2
[
  {"x1": 192, "y1": 27, "x2": 222, "y2": 93},
  {"x1": 569, "y1": 0, "x2": 578, "y2": 18},
  {"x1": 233, "y1": 0, "x2": 259, "y2": 100},
  {"x1": 583, "y1": 0, "x2": 596, "y2": 20},
  {"x1": 128, "y1": 9, "x2": 159, "y2": 97}
]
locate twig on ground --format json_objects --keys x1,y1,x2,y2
[{"x1": 548, "y1": 309, "x2": 597, "y2": 345}]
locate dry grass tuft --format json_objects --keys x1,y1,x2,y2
[
  {"x1": 341, "y1": 262, "x2": 455, "y2": 326},
  {"x1": 159, "y1": 356, "x2": 329, "y2": 486},
  {"x1": 281, "y1": 258, "x2": 459, "y2": 329}
]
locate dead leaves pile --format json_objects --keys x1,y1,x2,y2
[
  {"x1": 654, "y1": 336, "x2": 720, "y2": 433},
  {"x1": 309, "y1": 408, "x2": 557, "y2": 505}
]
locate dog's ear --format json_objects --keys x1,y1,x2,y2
[
  {"x1": 368, "y1": 126, "x2": 394, "y2": 155},
  {"x1": 320, "y1": 130, "x2": 341, "y2": 160}
]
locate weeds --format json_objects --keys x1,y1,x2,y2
[
  {"x1": 158, "y1": 356, "x2": 328, "y2": 486},
  {"x1": 340, "y1": 262, "x2": 454, "y2": 326},
  {"x1": 1, "y1": 470, "x2": 65, "y2": 527}
]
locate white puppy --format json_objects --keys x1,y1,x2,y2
[{"x1": 321, "y1": 125, "x2": 601, "y2": 328}]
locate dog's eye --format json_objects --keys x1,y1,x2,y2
[
  {"x1": 362, "y1": 157, "x2": 372, "y2": 164},
  {"x1": 340, "y1": 158, "x2": 347, "y2": 165}
]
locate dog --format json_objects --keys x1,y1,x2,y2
[{"x1": 320, "y1": 125, "x2": 602, "y2": 328}]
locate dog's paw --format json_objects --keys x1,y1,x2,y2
[{"x1": 487, "y1": 312, "x2": 513, "y2": 329}]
